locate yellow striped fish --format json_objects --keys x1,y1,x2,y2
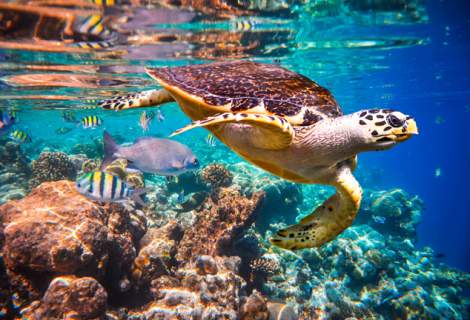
[
  {"x1": 9, "y1": 130, "x2": 31, "y2": 143},
  {"x1": 234, "y1": 20, "x2": 256, "y2": 32},
  {"x1": 78, "y1": 15, "x2": 110, "y2": 37},
  {"x1": 76, "y1": 171, "x2": 146, "y2": 205},
  {"x1": 205, "y1": 133, "x2": 216, "y2": 147},
  {"x1": 89, "y1": 0, "x2": 116, "y2": 7},
  {"x1": 81, "y1": 115, "x2": 103, "y2": 129}
]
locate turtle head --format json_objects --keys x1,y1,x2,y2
[{"x1": 354, "y1": 109, "x2": 418, "y2": 150}]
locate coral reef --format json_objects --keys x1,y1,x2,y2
[
  {"x1": 0, "y1": 141, "x2": 31, "y2": 204},
  {"x1": 175, "y1": 188, "x2": 264, "y2": 262},
  {"x1": 358, "y1": 188, "x2": 423, "y2": 240},
  {"x1": 261, "y1": 188, "x2": 470, "y2": 319},
  {"x1": 0, "y1": 154, "x2": 468, "y2": 319},
  {"x1": 0, "y1": 179, "x2": 281, "y2": 319},
  {"x1": 29, "y1": 151, "x2": 77, "y2": 188},
  {"x1": 0, "y1": 180, "x2": 146, "y2": 315},
  {"x1": 201, "y1": 163, "x2": 234, "y2": 190}
]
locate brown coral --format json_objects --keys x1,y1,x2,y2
[
  {"x1": 176, "y1": 188, "x2": 264, "y2": 263},
  {"x1": 201, "y1": 163, "x2": 233, "y2": 190},
  {"x1": 29, "y1": 151, "x2": 77, "y2": 188},
  {"x1": 20, "y1": 275, "x2": 107, "y2": 319}
]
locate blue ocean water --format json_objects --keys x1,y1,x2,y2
[{"x1": 0, "y1": 0, "x2": 469, "y2": 318}]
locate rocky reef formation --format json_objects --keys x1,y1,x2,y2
[
  {"x1": 29, "y1": 151, "x2": 77, "y2": 188},
  {"x1": 0, "y1": 141, "x2": 31, "y2": 204},
  {"x1": 0, "y1": 180, "x2": 146, "y2": 316},
  {"x1": 0, "y1": 161, "x2": 468, "y2": 320},
  {"x1": 0, "y1": 177, "x2": 293, "y2": 319}
]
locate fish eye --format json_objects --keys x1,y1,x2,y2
[
  {"x1": 386, "y1": 114, "x2": 404, "y2": 128},
  {"x1": 193, "y1": 159, "x2": 199, "y2": 166}
]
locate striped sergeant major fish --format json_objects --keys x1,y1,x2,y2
[
  {"x1": 72, "y1": 14, "x2": 118, "y2": 50},
  {"x1": 81, "y1": 115, "x2": 103, "y2": 128},
  {"x1": 88, "y1": 0, "x2": 117, "y2": 8},
  {"x1": 76, "y1": 171, "x2": 147, "y2": 205},
  {"x1": 205, "y1": 133, "x2": 216, "y2": 146},
  {"x1": 78, "y1": 14, "x2": 110, "y2": 37},
  {"x1": 233, "y1": 19, "x2": 256, "y2": 31},
  {"x1": 9, "y1": 130, "x2": 31, "y2": 143}
]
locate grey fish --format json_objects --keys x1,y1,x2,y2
[{"x1": 102, "y1": 131, "x2": 200, "y2": 176}]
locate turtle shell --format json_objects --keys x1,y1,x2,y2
[{"x1": 147, "y1": 61, "x2": 342, "y2": 126}]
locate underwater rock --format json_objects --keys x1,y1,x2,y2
[
  {"x1": 132, "y1": 221, "x2": 183, "y2": 289},
  {"x1": 126, "y1": 256, "x2": 246, "y2": 320},
  {"x1": 20, "y1": 275, "x2": 107, "y2": 319},
  {"x1": 29, "y1": 151, "x2": 77, "y2": 188},
  {"x1": 0, "y1": 180, "x2": 146, "y2": 310},
  {"x1": 0, "y1": 141, "x2": 31, "y2": 204},
  {"x1": 240, "y1": 290, "x2": 269, "y2": 320},
  {"x1": 267, "y1": 302, "x2": 297, "y2": 320},
  {"x1": 175, "y1": 187, "x2": 264, "y2": 263}
]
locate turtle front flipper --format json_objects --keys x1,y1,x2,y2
[
  {"x1": 170, "y1": 112, "x2": 294, "y2": 149},
  {"x1": 270, "y1": 165, "x2": 362, "y2": 250},
  {"x1": 99, "y1": 89, "x2": 174, "y2": 111}
]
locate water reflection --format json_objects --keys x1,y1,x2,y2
[{"x1": 0, "y1": 0, "x2": 428, "y2": 107}]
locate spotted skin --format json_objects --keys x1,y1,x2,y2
[
  {"x1": 270, "y1": 164, "x2": 362, "y2": 250},
  {"x1": 356, "y1": 109, "x2": 415, "y2": 141},
  {"x1": 146, "y1": 61, "x2": 342, "y2": 126},
  {"x1": 99, "y1": 89, "x2": 173, "y2": 111}
]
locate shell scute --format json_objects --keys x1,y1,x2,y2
[{"x1": 147, "y1": 61, "x2": 343, "y2": 125}]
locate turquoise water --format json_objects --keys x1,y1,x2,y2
[{"x1": 0, "y1": 1, "x2": 469, "y2": 319}]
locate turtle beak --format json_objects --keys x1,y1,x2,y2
[{"x1": 390, "y1": 117, "x2": 418, "y2": 142}]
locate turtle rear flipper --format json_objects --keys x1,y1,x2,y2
[
  {"x1": 270, "y1": 165, "x2": 362, "y2": 250},
  {"x1": 99, "y1": 89, "x2": 174, "y2": 110},
  {"x1": 170, "y1": 112, "x2": 294, "y2": 150}
]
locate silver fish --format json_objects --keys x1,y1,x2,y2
[{"x1": 102, "y1": 131, "x2": 200, "y2": 176}]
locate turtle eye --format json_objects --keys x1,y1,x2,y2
[{"x1": 387, "y1": 114, "x2": 404, "y2": 128}]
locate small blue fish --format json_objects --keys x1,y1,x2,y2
[
  {"x1": 157, "y1": 110, "x2": 165, "y2": 122},
  {"x1": 205, "y1": 133, "x2": 216, "y2": 147},
  {"x1": 81, "y1": 115, "x2": 103, "y2": 129},
  {"x1": 0, "y1": 110, "x2": 15, "y2": 135},
  {"x1": 76, "y1": 171, "x2": 146, "y2": 205},
  {"x1": 9, "y1": 130, "x2": 31, "y2": 143},
  {"x1": 372, "y1": 215, "x2": 386, "y2": 224}
]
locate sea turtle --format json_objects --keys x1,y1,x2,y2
[{"x1": 99, "y1": 60, "x2": 418, "y2": 250}]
